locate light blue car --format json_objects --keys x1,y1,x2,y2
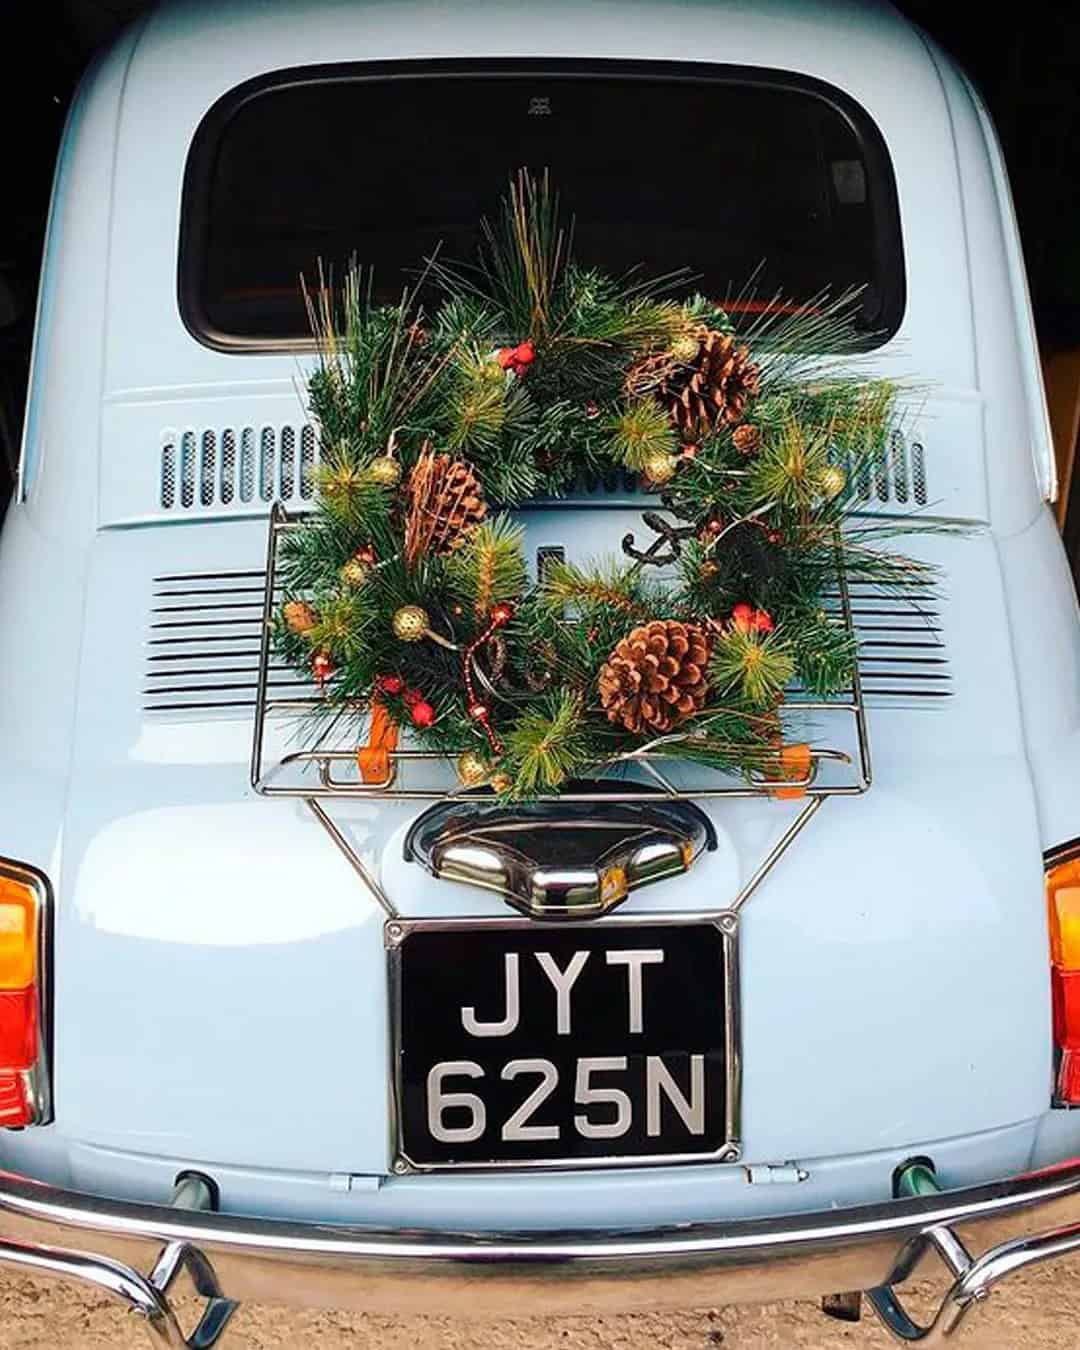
[{"x1": 1, "y1": 1, "x2": 1079, "y2": 1344}]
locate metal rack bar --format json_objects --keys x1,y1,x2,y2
[
  {"x1": 249, "y1": 506, "x2": 872, "y2": 916},
  {"x1": 250, "y1": 505, "x2": 874, "y2": 805}
]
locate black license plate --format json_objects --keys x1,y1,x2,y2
[{"x1": 389, "y1": 917, "x2": 738, "y2": 1169}]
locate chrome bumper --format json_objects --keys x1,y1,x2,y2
[{"x1": 2, "y1": 1160, "x2": 1080, "y2": 1348}]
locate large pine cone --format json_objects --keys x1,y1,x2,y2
[
  {"x1": 630, "y1": 330, "x2": 761, "y2": 437},
  {"x1": 406, "y1": 452, "x2": 486, "y2": 558},
  {"x1": 598, "y1": 620, "x2": 712, "y2": 735}
]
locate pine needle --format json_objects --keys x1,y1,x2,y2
[
  {"x1": 446, "y1": 516, "x2": 527, "y2": 618},
  {"x1": 539, "y1": 559, "x2": 642, "y2": 615},
  {"x1": 504, "y1": 691, "x2": 592, "y2": 796},
  {"x1": 710, "y1": 628, "x2": 796, "y2": 708},
  {"x1": 605, "y1": 400, "x2": 678, "y2": 471}
]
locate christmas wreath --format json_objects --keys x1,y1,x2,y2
[{"x1": 275, "y1": 173, "x2": 927, "y2": 797}]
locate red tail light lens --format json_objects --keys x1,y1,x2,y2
[
  {"x1": 1047, "y1": 847, "x2": 1080, "y2": 1104},
  {"x1": 0, "y1": 862, "x2": 50, "y2": 1127}
]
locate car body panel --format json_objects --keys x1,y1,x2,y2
[{"x1": 1, "y1": 0, "x2": 1078, "y2": 1227}]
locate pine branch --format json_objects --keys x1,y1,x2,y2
[
  {"x1": 709, "y1": 628, "x2": 796, "y2": 708},
  {"x1": 504, "y1": 690, "x2": 592, "y2": 796},
  {"x1": 788, "y1": 607, "x2": 857, "y2": 695},
  {"x1": 538, "y1": 559, "x2": 643, "y2": 615},
  {"x1": 605, "y1": 400, "x2": 678, "y2": 472},
  {"x1": 446, "y1": 516, "x2": 527, "y2": 618}
]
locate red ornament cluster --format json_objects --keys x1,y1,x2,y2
[
  {"x1": 496, "y1": 340, "x2": 536, "y2": 377},
  {"x1": 731, "y1": 603, "x2": 775, "y2": 635},
  {"x1": 376, "y1": 673, "x2": 435, "y2": 726}
]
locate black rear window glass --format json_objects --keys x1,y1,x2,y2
[{"x1": 181, "y1": 63, "x2": 904, "y2": 348}]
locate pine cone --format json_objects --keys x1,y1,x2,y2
[
  {"x1": 732, "y1": 423, "x2": 762, "y2": 455},
  {"x1": 598, "y1": 620, "x2": 711, "y2": 734},
  {"x1": 406, "y1": 450, "x2": 487, "y2": 561},
  {"x1": 632, "y1": 331, "x2": 761, "y2": 438},
  {"x1": 283, "y1": 600, "x2": 317, "y2": 635}
]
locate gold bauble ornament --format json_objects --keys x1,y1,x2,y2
[
  {"x1": 819, "y1": 465, "x2": 847, "y2": 500},
  {"x1": 367, "y1": 456, "x2": 403, "y2": 487},
  {"x1": 391, "y1": 605, "x2": 430, "y2": 642},
  {"x1": 670, "y1": 332, "x2": 701, "y2": 363},
  {"x1": 340, "y1": 556, "x2": 370, "y2": 588},
  {"x1": 456, "y1": 751, "x2": 490, "y2": 788},
  {"x1": 642, "y1": 451, "x2": 678, "y2": 486}
]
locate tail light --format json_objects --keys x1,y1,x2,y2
[
  {"x1": 0, "y1": 861, "x2": 51, "y2": 1126},
  {"x1": 1047, "y1": 842, "x2": 1080, "y2": 1104}
]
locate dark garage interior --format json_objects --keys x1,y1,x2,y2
[{"x1": 3, "y1": 0, "x2": 1080, "y2": 582}]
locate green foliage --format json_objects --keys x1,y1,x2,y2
[
  {"x1": 305, "y1": 592, "x2": 371, "y2": 661},
  {"x1": 710, "y1": 627, "x2": 796, "y2": 709},
  {"x1": 748, "y1": 418, "x2": 835, "y2": 514},
  {"x1": 787, "y1": 607, "x2": 857, "y2": 696},
  {"x1": 271, "y1": 171, "x2": 938, "y2": 796},
  {"x1": 442, "y1": 349, "x2": 512, "y2": 454},
  {"x1": 605, "y1": 400, "x2": 679, "y2": 472},
  {"x1": 504, "y1": 691, "x2": 593, "y2": 796},
  {"x1": 537, "y1": 558, "x2": 644, "y2": 618},
  {"x1": 446, "y1": 517, "x2": 527, "y2": 617},
  {"x1": 302, "y1": 266, "x2": 452, "y2": 460}
]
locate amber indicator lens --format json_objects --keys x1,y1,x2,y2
[
  {"x1": 1047, "y1": 854, "x2": 1080, "y2": 1104},
  {"x1": 0, "y1": 875, "x2": 39, "y2": 989},
  {"x1": 0, "y1": 870, "x2": 43, "y2": 1127}
]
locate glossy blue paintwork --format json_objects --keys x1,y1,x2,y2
[{"x1": 2, "y1": 0, "x2": 1079, "y2": 1226}]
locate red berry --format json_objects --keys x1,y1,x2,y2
[
  {"x1": 410, "y1": 700, "x2": 436, "y2": 728},
  {"x1": 377, "y1": 674, "x2": 404, "y2": 695},
  {"x1": 489, "y1": 601, "x2": 515, "y2": 627},
  {"x1": 496, "y1": 347, "x2": 517, "y2": 370},
  {"x1": 403, "y1": 687, "x2": 424, "y2": 706},
  {"x1": 731, "y1": 603, "x2": 755, "y2": 633},
  {"x1": 752, "y1": 609, "x2": 775, "y2": 634},
  {"x1": 511, "y1": 340, "x2": 536, "y2": 367},
  {"x1": 311, "y1": 649, "x2": 335, "y2": 683}
]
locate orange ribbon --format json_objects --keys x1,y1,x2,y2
[
  {"x1": 356, "y1": 699, "x2": 399, "y2": 785},
  {"x1": 769, "y1": 741, "x2": 812, "y2": 800}
]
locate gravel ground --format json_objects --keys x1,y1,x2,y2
[{"x1": 1, "y1": 1264, "x2": 1078, "y2": 1349}]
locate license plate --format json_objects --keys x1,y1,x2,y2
[{"x1": 387, "y1": 914, "x2": 740, "y2": 1171}]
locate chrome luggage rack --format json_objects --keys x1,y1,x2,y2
[{"x1": 250, "y1": 504, "x2": 872, "y2": 915}]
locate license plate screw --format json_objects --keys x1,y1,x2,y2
[
  {"x1": 393, "y1": 1159, "x2": 409, "y2": 1175},
  {"x1": 387, "y1": 923, "x2": 404, "y2": 945}
]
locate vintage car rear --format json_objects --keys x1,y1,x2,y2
[{"x1": 2, "y1": 0, "x2": 1080, "y2": 1343}]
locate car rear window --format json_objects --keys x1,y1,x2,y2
[{"x1": 180, "y1": 61, "x2": 904, "y2": 350}]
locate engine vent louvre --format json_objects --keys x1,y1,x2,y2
[
  {"x1": 144, "y1": 571, "x2": 951, "y2": 715},
  {"x1": 839, "y1": 429, "x2": 928, "y2": 508},
  {"x1": 160, "y1": 425, "x2": 321, "y2": 511},
  {"x1": 158, "y1": 429, "x2": 930, "y2": 512}
]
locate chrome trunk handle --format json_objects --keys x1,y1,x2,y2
[{"x1": 404, "y1": 785, "x2": 717, "y2": 919}]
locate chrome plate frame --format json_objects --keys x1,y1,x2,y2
[{"x1": 385, "y1": 909, "x2": 741, "y2": 1175}]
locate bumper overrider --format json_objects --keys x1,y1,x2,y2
[{"x1": 0, "y1": 1162, "x2": 1079, "y2": 1346}]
